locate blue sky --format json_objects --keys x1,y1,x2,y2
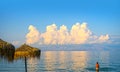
[{"x1": 0, "y1": 0, "x2": 120, "y2": 44}]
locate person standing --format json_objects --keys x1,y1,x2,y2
[{"x1": 96, "y1": 62, "x2": 99, "y2": 71}]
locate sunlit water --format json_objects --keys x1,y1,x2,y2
[{"x1": 0, "y1": 51, "x2": 120, "y2": 72}]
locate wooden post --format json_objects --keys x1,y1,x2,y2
[{"x1": 25, "y1": 57, "x2": 27, "y2": 72}]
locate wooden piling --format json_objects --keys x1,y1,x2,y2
[{"x1": 25, "y1": 57, "x2": 27, "y2": 72}]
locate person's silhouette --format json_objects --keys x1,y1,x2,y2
[{"x1": 96, "y1": 62, "x2": 99, "y2": 71}]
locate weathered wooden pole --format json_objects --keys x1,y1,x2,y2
[{"x1": 25, "y1": 57, "x2": 27, "y2": 72}]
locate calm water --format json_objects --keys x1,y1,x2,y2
[{"x1": 0, "y1": 51, "x2": 120, "y2": 72}]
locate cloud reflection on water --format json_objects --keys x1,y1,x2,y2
[{"x1": 43, "y1": 51, "x2": 88, "y2": 71}]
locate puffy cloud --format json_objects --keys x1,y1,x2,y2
[
  {"x1": 25, "y1": 22, "x2": 110, "y2": 45},
  {"x1": 98, "y1": 34, "x2": 109, "y2": 42},
  {"x1": 42, "y1": 24, "x2": 58, "y2": 44},
  {"x1": 88, "y1": 34, "x2": 110, "y2": 44},
  {"x1": 58, "y1": 25, "x2": 70, "y2": 44},
  {"x1": 26, "y1": 25, "x2": 40, "y2": 44},
  {"x1": 70, "y1": 22, "x2": 92, "y2": 44}
]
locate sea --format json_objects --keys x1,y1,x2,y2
[{"x1": 0, "y1": 45, "x2": 120, "y2": 72}]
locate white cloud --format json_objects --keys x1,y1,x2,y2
[
  {"x1": 98, "y1": 34, "x2": 109, "y2": 42},
  {"x1": 88, "y1": 34, "x2": 110, "y2": 44},
  {"x1": 12, "y1": 41, "x2": 20, "y2": 46},
  {"x1": 58, "y1": 25, "x2": 69, "y2": 44},
  {"x1": 25, "y1": 22, "x2": 110, "y2": 45},
  {"x1": 26, "y1": 25, "x2": 40, "y2": 44},
  {"x1": 70, "y1": 22, "x2": 92, "y2": 44},
  {"x1": 42, "y1": 24, "x2": 58, "y2": 44}
]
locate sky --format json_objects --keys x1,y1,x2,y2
[{"x1": 0, "y1": 0, "x2": 120, "y2": 46}]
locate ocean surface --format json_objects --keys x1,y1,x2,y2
[{"x1": 0, "y1": 50, "x2": 120, "y2": 72}]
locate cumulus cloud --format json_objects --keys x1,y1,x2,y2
[
  {"x1": 88, "y1": 34, "x2": 110, "y2": 44},
  {"x1": 98, "y1": 34, "x2": 109, "y2": 42},
  {"x1": 25, "y1": 22, "x2": 110, "y2": 45},
  {"x1": 58, "y1": 25, "x2": 69, "y2": 44},
  {"x1": 70, "y1": 22, "x2": 91, "y2": 44},
  {"x1": 41, "y1": 24, "x2": 58, "y2": 44},
  {"x1": 26, "y1": 25, "x2": 40, "y2": 44},
  {"x1": 12, "y1": 41, "x2": 20, "y2": 46}
]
